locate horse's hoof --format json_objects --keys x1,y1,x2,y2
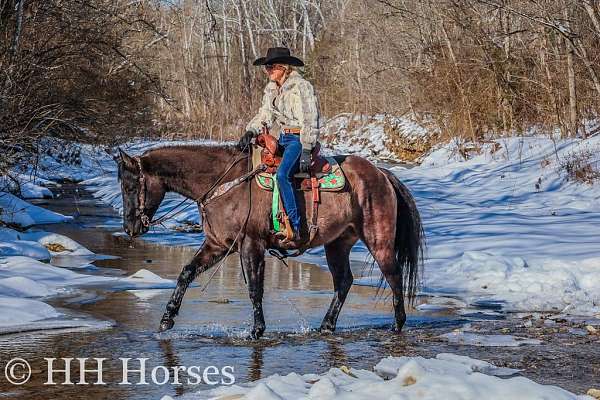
[
  {"x1": 319, "y1": 324, "x2": 335, "y2": 334},
  {"x1": 249, "y1": 327, "x2": 265, "y2": 340},
  {"x1": 158, "y1": 318, "x2": 174, "y2": 332}
]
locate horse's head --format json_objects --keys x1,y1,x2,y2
[{"x1": 116, "y1": 149, "x2": 165, "y2": 237}]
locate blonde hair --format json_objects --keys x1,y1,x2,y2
[{"x1": 281, "y1": 64, "x2": 294, "y2": 77}]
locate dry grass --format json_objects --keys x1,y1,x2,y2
[{"x1": 560, "y1": 149, "x2": 600, "y2": 184}]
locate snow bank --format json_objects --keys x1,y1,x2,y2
[
  {"x1": 0, "y1": 256, "x2": 110, "y2": 288},
  {"x1": 180, "y1": 353, "x2": 590, "y2": 400},
  {"x1": 0, "y1": 277, "x2": 58, "y2": 298},
  {"x1": 321, "y1": 113, "x2": 435, "y2": 161},
  {"x1": 0, "y1": 174, "x2": 53, "y2": 199},
  {"x1": 0, "y1": 192, "x2": 71, "y2": 227},
  {"x1": 0, "y1": 227, "x2": 175, "y2": 334},
  {"x1": 0, "y1": 296, "x2": 113, "y2": 335},
  {"x1": 374, "y1": 353, "x2": 519, "y2": 378},
  {"x1": 117, "y1": 269, "x2": 176, "y2": 290},
  {"x1": 21, "y1": 231, "x2": 94, "y2": 256},
  {"x1": 0, "y1": 256, "x2": 176, "y2": 291},
  {"x1": 355, "y1": 135, "x2": 600, "y2": 317},
  {"x1": 0, "y1": 254, "x2": 176, "y2": 334},
  {"x1": 0, "y1": 239, "x2": 51, "y2": 260},
  {"x1": 0, "y1": 297, "x2": 61, "y2": 326},
  {"x1": 432, "y1": 252, "x2": 600, "y2": 315},
  {"x1": 0, "y1": 227, "x2": 94, "y2": 259},
  {"x1": 21, "y1": 138, "x2": 115, "y2": 183},
  {"x1": 0, "y1": 294, "x2": 112, "y2": 336}
]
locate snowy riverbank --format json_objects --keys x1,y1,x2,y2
[
  {"x1": 365, "y1": 135, "x2": 600, "y2": 318},
  {"x1": 171, "y1": 353, "x2": 594, "y2": 400},
  {"x1": 0, "y1": 191, "x2": 177, "y2": 334},
  {"x1": 0, "y1": 226, "x2": 177, "y2": 334},
  {"x1": 14, "y1": 134, "x2": 600, "y2": 318}
]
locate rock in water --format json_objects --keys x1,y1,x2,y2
[
  {"x1": 45, "y1": 243, "x2": 68, "y2": 252},
  {"x1": 588, "y1": 388, "x2": 600, "y2": 399}
]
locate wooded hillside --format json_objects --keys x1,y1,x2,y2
[{"x1": 2, "y1": 0, "x2": 600, "y2": 170}]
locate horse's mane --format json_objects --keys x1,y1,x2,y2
[{"x1": 141, "y1": 142, "x2": 239, "y2": 157}]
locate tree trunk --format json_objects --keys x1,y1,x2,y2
[
  {"x1": 240, "y1": 0, "x2": 257, "y2": 59},
  {"x1": 10, "y1": 0, "x2": 25, "y2": 57},
  {"x1": 441, "y1": 21, "x2": 476, "y2": 141},
  {"x1": 540, "y1": 29, "x2": 563, "y2": 133},
  {"x1": 583, "y1": 0, "x2": 600, "y2": 36},
  {"x1": 501, "y1": 0, "x2": 512, "y2": 133},
  {"x1": 564, "y1": 6, "x2": 578, "y2": 137}
]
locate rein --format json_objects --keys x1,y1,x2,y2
[{"x1": 135, "y1": 152, "x2": 250, "y2": 228}]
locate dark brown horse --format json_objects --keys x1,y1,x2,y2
[{"x1": 117, "y1": 144, "x2": 424, "y2": 338}]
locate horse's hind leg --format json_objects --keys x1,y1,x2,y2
[
  {"x1": 320, "y1": 230, "x2": 357, "y2": 333},
  {"x1": 374, "y1": 247, "x2": 406, "y2": 331},
  {"x1": 158, "y1": 241, "x2": 227, "y2": 332},
  {"x1": 359, "y1": 216, "x2": 407, "y2": 331}
]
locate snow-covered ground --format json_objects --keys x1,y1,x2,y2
[
  {"x1": 0, "y1": 192, "x2": 71, "y2": 227},
  {"x1": 359, "y1": 135, "x2": 600, "y2": 318},
  {"x1": 0, "y1": 173, "x2": 53, "y2": 199},
  {"x1": 321, "y1": 113, "x2": 435, "y2": 161},
  {"x1": 170, "y1": 353, "x2": 592, "y2": 400},
  {"x1": 0, "y1": 224, "x2": 176, "y2": 334}
]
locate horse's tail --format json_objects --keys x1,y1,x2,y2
[{"x1": 379, "y1": 168, "x2": 425, "y2": 304}]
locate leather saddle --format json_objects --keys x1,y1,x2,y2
[
  {"x1": 252, "y1": 131, "x2": 345, "y2": 246},
  {"x1": 255, "y1": 133, "x2": 331, "y2": 178}
]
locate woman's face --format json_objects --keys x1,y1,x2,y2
[{"x1": 264, "y1": 63, "x2": 287, "y2": 83}]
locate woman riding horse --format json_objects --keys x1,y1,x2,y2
[
  {"x1": 117, "y1": 47, "x2": 423, "y2": 339},
  {"x1": 238, "y1": 47, "x2": 320, "y2": 242}
]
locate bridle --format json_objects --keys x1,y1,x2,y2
[
  {"x1": 129, "y1": 145, "x2": 266, "y2": 287},
  {"x1": 135, "y1": 157, "x2": 151, "y2": 228},
  {"x1": 132, "y1": 152, "x2": 252, "y2": 229}
]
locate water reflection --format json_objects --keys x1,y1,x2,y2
[
  {"x1": 248, "y1": 345, "x2": 264, "y2": 381},
  {"x1": 324, "y1": 338, "x2": 348, "y2": 369},
  {"x1": 159, "y1": 339, "x2": 184, "y2": 397}
]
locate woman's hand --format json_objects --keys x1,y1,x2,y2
[
  {"x1": 299, "y1": 149, "x2": 312, "y2": 173},
  {"x1": 238, "y1": 130, "x2": 256, "y2": 152}
]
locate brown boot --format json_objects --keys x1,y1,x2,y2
[{"x1": 275, "y1": 229, "x2": 301, "y2": 242}]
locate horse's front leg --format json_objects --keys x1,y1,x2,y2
[
  {"x1": 240, "y1": 239, "x2": 266, "y2": 339},
  {"x1": 158, "y1": 241, "x2": 227, "y2": 332}
]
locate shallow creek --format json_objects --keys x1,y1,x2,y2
[{"x1": 0, "y1": 184, "x2": 597, "y2": 399}]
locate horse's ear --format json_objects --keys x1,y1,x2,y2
[
  {"x1": 118, "y1": 148, "x2": 137, "y2": 171},
  {"x1": 106, "y1": 147, "x2": 120, "y2": 162}
]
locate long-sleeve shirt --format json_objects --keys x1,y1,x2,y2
[{"x1": 246, "y1": 70, "x2": 321, "y2": 150}]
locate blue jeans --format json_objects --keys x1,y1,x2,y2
[{"x1": 276, "y1": 134, "x2": 302, "y2": 232}]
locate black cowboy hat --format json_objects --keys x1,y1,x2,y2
[{"x1": 252, "y1": 47, "x2": 304, "y2": 67}]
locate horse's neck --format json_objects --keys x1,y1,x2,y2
[{"x1": 143, "y1": 146, "x2": 246, "y2": 200}]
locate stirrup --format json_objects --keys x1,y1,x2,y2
[{"x1": 275, "y1": 230, "x2": 300, "y2": 242}]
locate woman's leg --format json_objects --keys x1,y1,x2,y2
[{"x1": 276, "y1": 135, "x2": 303, "y2": 233}]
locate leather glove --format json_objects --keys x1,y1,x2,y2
[
  {"x1": 238, "y1": 130, "x2": 256, "y2": 152},
  {"x1": 299, "y1": 149, "x2": 312, "y2": 173}
]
